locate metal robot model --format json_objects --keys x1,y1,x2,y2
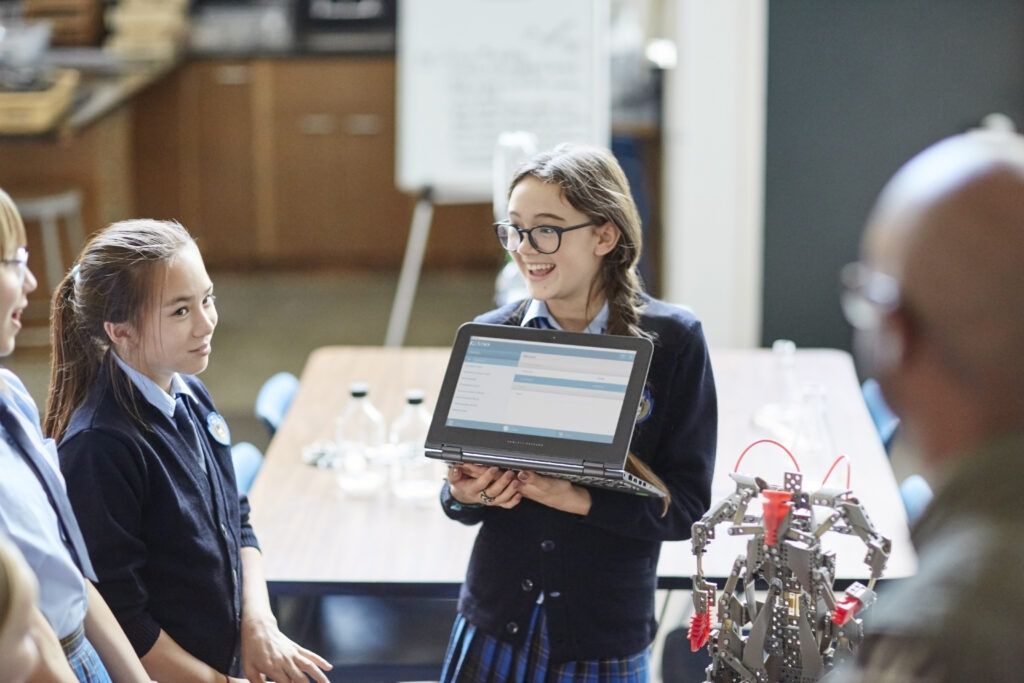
[{"x1": 687, "y1": 466, "x2": 891, "y2": 682}]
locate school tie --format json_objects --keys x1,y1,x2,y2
[
  {"x1": 0, "y1": 401, "x2": 97, "y2": 581},
  {"x1": 524, "y1": 316, "x2": 551, "y2": 329},
  {"x1": 173, "y1": 394, "x2": 207, "y2": 473}
]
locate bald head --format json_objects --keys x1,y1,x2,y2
[{"x1": 862, "y1": 129, "x2": 1024, "y2": 429}]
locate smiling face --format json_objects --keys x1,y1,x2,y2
[
  {"x1": 0, "y1": 249, "x2": 37, "y2": 358},
  {"x1": 507, "y1": 176, "x2": 620, "y2": 328},
  {"x1": 107, "y1": 242, "x2": 217, "y2": 392}
]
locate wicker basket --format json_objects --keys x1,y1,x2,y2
[{"x1": 0, "y1": 69, "x2": 80, "y2": 134}]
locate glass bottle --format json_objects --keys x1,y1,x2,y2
[
  {"x1": 753, "y1": 338, "x2": 801, "y2": 440},
  {"x1": 792, "y1": 383, "x2": 836, "y2": 471},
  {"x1": 389, "y1": 389, "x2": 439, "y2": 503},
  {"x1": 334, "y1": 382, "x2": 387, "y2": 497}
]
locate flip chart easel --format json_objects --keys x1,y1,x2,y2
[{"x1": 385, "y1": 0, "x2": 610, "y2": 346}]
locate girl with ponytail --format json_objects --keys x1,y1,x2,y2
[{"x1": 47, "y1": 219, "x2": 329, "y2": 683}]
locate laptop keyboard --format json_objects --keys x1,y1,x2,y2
[{"x1": 545, "y1": 471, "x2": 658, "y2": 496}]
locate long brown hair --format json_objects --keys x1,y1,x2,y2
[
  {"x1": 509, "y1": 143, "x2": 648, "y2": 337},
  {"x1": 45, "y1": 219, "x2": 194, "y2": 442},
  {"x1": 509, "y1": 145, "x2": 670, "y2": 508}
]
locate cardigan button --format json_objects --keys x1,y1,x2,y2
[
  {"x1": 521, "y1": 579, "x2": 534, "y2": 592},
  {"x1": 549, "y1": 591, "x2": 562, "y2": 598},
  {"x1": 505, "y1": 622, "x2": 519, "y2": 635},
  {"x1": 540, "y1": 540, "x2": 555, "y2": 552}
]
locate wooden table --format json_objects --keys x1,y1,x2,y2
[{"x1": 248, "y1": 346, "x2": 916, "y2": 597}]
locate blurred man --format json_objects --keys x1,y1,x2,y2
[{"x1": 833, "y1": 128, "x2": 1024, "y2": 681}]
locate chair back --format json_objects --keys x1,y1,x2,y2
[
  {"x1": 231, "y1": 441, "x2": 263, "y2": 494},
  {"x1": 255, "y1": 372, "x2": 299, "y2": 437},
  {"x1": 861, "y1": 378, "x2": 900, "y2": 452}
]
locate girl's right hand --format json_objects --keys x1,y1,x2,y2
[{"x1": 448, "y1": 464, "x2": 522, "y2": 509}]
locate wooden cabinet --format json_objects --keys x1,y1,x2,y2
[
  {"x1": 134, "y1": 60, "x2": 260, "y2": 266},
  {"x1": 134, "y1": 56, "x2": 496, "y2": 270},
  {"x1": 262, "y1": 58, "x2": 410, "y2": 264}
]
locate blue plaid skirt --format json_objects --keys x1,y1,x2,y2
[
  {"x1": 61, "y1": 624, "x2": 113, "y2": 683},
  {"x1": 440, "y1": 603, "x2": 650, "y2": 683}
]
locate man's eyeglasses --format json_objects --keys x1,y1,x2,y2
[
  {"x1": 0, "y1": 247, "x2": 29, "y2": 284},
  {"x1": 493, "y1": 220, "x2": 595, "y2": 255},
  {"x1": 839, "y1": 261, "x2": 900, "y2": 330}
]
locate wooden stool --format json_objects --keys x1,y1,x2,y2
[{"x1": 12, "y1": 187, "x2": 84, "y2": 292}]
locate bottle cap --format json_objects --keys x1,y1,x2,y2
[
  {"x1": 405, "y1": 388, "x2": 425, "y2": 404},
  {"x1": 349, "y1": 381, "x2": 369, "y2": 398}
]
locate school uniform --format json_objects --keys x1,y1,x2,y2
[
  {"x1": 440, "y1": 296, "x2": 718, "y2": 678},
  {"x1": 0, "y1": 369, "x2": 111, "y2": 681},
  {"x1": 58, "y1": 356, "x2": 258, "y2": 676}
]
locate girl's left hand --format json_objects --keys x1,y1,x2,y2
[
  {"x1": 240, "y1": 614, "x2": 331, "y2": 683},
  {"x1": 515, "y1": 470, "x2": 592, "y2": 516}
]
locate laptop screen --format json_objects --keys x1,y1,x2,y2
[{"x1": 445, "y1": 335, "x2": 638, "y2": 444}]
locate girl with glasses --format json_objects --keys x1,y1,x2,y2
[
  {"x1": 45, "y1": 219, "x2": 330, "y2": 683},
  {"x1": 440, "y1": 144, "x2": 719, "y2": 681}
]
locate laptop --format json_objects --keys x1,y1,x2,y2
[{"x1": 425, "y1": 322, "x2": 662, "y2": 497}]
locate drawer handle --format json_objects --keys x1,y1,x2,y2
[
  {"x1": 213, "y1": 65, "x2": 250, "y2": 85},
  {"x1": 344, "y1": 114, "x2": 382, "y2": 136},
  {"x1": 298, "y1": 114, "x2": 337, "y2": 135}
]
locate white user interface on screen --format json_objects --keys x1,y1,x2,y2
[{"x1": 446, "y1": 335, "x2": 636, "y2": 444}]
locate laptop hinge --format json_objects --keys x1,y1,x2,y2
[
  {"x1": 582, "y1": 460, "x2": 605, "y2": 477},
  {"x1": 442, "y1": 445, "x2": 464, "y2": 461}
]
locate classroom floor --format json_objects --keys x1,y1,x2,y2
[{"x1": 6, "y1": 267, "x2": 499, "y2": 451}]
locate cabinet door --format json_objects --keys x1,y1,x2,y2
[
  {"x1": 134, "y1": 60, "x2": 261, "y2": 267},
  {"x1": 265, "y1": 57, "x2": 411, "y2": 266},
  {"x1": 186, "y1": 61, "x2": 261, "y2": 265}
]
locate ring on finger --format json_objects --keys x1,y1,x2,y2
[{"x1": 479, "y1": 490, "x2": 496, "y2": 504}]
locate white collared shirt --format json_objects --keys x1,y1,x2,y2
[
  {"x1": 0, "y1": 370, "x2": 87, "y2": 639},
  {"x1": 520, "y1": 299, "x2": 609, "y2": 334},
  {"x1": 111, "y1": 353, "x2": 196, "y2": 418}
]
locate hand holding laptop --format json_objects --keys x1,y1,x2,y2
[
  {"x1": 448, "y1": 462, "x2": 594, "y2": 515},
  {"x1": 448, "y1": 463, "x2": 522, "y2": 509}
]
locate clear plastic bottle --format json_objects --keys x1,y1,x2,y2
[
  {"x1": 334, "y1": 382, "x2": 387, "y2": 497},
  {"x1": 388, "y1": 389, "x2": 439, "y2": 503}
]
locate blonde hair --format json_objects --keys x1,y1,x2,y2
[
  {"x1": 0, "y1": 188, "x2": 28, "y2": 261},
  {"x1": 45, "y1": 219, "x2": 195, "y2": 441}
]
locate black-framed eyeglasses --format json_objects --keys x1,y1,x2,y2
[
  {"x1": 839, "y1": 261, "x2": 900, "y2": 330},
  {"x1": 493, "y1": 220, "x2": 595, "y2": 255},
  {"x1": 0, "y1": 247, "x2": 29, "y2": 284}
]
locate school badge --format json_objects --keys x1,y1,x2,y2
[
  {"x1": 635, "y1": 385, "x2": 653, "y2": 424},
  {"x1": 206, "y1": 412, "x2": 231, "y2": 445}
]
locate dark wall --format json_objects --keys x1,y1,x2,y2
[{"x1": 762, "y1": 0, "x2": 1024, "y2": 352}]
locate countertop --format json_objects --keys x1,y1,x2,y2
[
  {"x1": 0, "y1": 30, "x2": 393, "y2": 142},
  {"x1": 0, "y1": 48, "x2": 182, "y2": 142}
]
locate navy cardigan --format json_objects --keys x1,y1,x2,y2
[
  {"x1": 441, "y1": 297, "x2": 718, "y2": 663},
  {"x1": 59, "y1": 369, "x2": 257, "y2": 676}
]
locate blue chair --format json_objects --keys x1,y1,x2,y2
[
  {"x1": 899, "y1": 474, "x2": 933, "y2": 526},
  {"x1": 861, "y1": 379, "x2": 933, "y2": 524},
  {"x1": 255, "y1": 372, "x2": 299, "y2": 437},
  {"x1": 231, "y1": 441, "x2": 263, "y2": 494},
  {"x1": 862, "y1": 378, "x2": 900, "y2": 452}
]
